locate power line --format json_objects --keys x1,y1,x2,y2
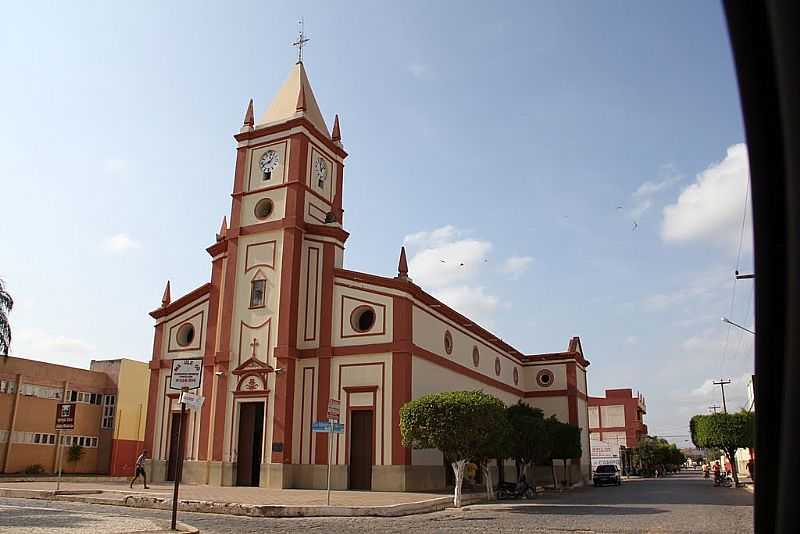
[{"x1": 720, "y1": 179, "x2": 751, "y2": 369}]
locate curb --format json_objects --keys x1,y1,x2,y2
[{"x1": 0, "y1": 487, "x2": 487, "y2": 518}]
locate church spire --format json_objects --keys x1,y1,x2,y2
[
  {"x1": 396, "y1": 246, "x2": 410, "y2": 281},
  {"x1": 332, "y1": 114, "x2": 341, "y2": 144},
  {"x1": 257, "y1": 62, "x2": 330, "y2": 137},
  {"x1": 241, "y1": 98, "x2": 254, "y2": 132},
  {"x1": 161, "y1": 280, "x2": 171, "y2": 307},
  {"x1": 216, "y1": 216, "x2": 228, "y2": 241}
]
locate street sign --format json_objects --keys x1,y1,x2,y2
[
  {"x1": 170, "y1": 358, "x2": 203, "y2": 390},
  {"x1": 312, "y1": 421, "x2": 332, "y2": 433},
  {"x1": 312, "y1": 421, "x2": 344, "y2": 433},
  {"x1": 327, "y1": 398, "x2": 340, "y2": 421},
  {"x1": 55, "y1": 403, "x2": 75, "y2": 430},
  {"x1": 179, "y1": 391, "x2": 204, "y2": 411}
]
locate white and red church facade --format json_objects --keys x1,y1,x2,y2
[{"x1": 144, "y1": 61, "x2": 592, "y2": 491}]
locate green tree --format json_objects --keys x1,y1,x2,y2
[
  {"x1": 548, "y1": 418, "x2": 582, "y2": 488},
  {"x1": 690, "y1": 411, "x2": 755, "y2": 486},
  {"x1": 400, "y1": 390, "x2": 507, "y2": 506},
  {"x1": 0, "y1": 279, "x2": 13, "y2": 358},
  {"x1": 66, "y1": 444, "x2": 84, "y2": 472},
  {"x1": 506, "y1": 402, "x2": 546, "y2": 483}
]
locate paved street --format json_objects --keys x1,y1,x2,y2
[{"x1": 0, "y1": 472, "x2": 752, "y2": 533}]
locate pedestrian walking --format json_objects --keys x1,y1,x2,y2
[{"x1": 130, "y1": 449, "x2": 149, "y2": 489}]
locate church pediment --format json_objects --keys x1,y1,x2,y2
[{"x1": 232, "y1": 356, "x2": 274, "y2": 376}]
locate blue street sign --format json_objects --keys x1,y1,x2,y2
[
  {"x1": 332, "y1": 423, "x2": 344, "y2": 434},
  {"x1": 312, "y1": 421, "x2": 331, "y2": 432}
]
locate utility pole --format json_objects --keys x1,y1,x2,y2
[
  {"x1": 709, "y1": 405, "x2": 721, "y2": 414},
  {"x1": 713, "y1": 379, "x2": 732, "y2": 413}
]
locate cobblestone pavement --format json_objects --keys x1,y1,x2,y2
[
  {"x1": 0, "y1": 500, "x2": 169, "y2": 533},
  {"x1": 0, "y1": 472, "x2": 752, "y2": 533}
]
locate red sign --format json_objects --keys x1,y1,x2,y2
[
  {"x1": 55, "y1": 403, "x2": 76, "y2": 430},
  {"x1": 327, "y1": 398, "x2": 340, "y2": 421}
]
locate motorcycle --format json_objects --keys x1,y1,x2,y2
[{"x1": 496, "y1": 479, "x2": 536, "y2": 500}]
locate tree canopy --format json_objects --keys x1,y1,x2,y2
[
  {"x1": 690, "y1": 411, "x2": 755, "y2": 485},
  {"x1": 0, "y1": 279, "x2": 13, "y2": 357}
]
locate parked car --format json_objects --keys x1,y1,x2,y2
[{"x1": 593, "y1": 464, "x2": 622, "y2": 486}]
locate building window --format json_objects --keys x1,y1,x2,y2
[
  {"x1": 513, "y1": 367, "x2": 519, "y2": 385},
  {"x1": 536, "y1": 369, "x2": 555, "y2": 387},
  {"x1": 472, "y1": 346, "x2": 480, "y2": 367},
  {"x1": 101, "y1": 395, "x2": 116, "y2": 429},
  {"x1": 350, "y1": 305, "x2": 376, "y2": 333},
  {"x1": 254, "y1": 198, "x2": 274, "y2": 220},
  {"x1": 0, "y1": 380, "x2": 16, "y2": 394},
  {"x1": 444, "y1": 331, "x2": 453, "y2": 355},
  {"x1": 494, "y1": 357, "x2": 502, "y2": 376},
  {"x1": 250, "y1": 279, "x2": 267, "y2": 308},
  {"x1": 176, "y1": 323, "x2": 195, "y2": 347}
]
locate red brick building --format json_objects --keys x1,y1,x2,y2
[{"x1": 588, "y1": 388, "x2": 647, "y2": 448}]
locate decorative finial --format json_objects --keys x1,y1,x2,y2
[
  {"x1": 216, "y1": 216, "x2": 228, "y2": 241},
  {"x1": 291, "y1": 18, "x2": 310, "y2": 64},
  {"x1": 397, "y1": 246, "x2": 410, "y2": 281},
  {"x1": 332, "y1": 114, "x2": 341, "y2": 143},
  {"x1": 242, "y1": 99, "x2": 254, "y2": 132},
  {"x1": 161, "y1": 280, "x2": 171, "y2": 307}
]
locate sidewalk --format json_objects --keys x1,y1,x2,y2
[{"x1": 0, "y1": 480, "x2": 486, "y2": 518}]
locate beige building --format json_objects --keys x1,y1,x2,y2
[
  {"x1": 144, "y1": 60, "x2": 592, "y2": 492},
  {"x1": 0, "y1": 356, "x2": 149, "y2": 475}
]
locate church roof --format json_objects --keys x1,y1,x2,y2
[{"x1": 257, "y1": 62, "x2": 330, "y2": 137}]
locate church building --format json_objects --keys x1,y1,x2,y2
[{"x1": 144, "y1": 58, "x2": 592, "y2": 491}]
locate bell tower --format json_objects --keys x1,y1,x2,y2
[{"x1": 201, "y1": 57, "x2": 348, "y2": 486}]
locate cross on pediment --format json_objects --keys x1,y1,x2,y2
[{"x1": 250, "y1": 338, "x2": 259, "y2": 359}]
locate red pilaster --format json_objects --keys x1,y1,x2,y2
[
  {"x1": 197, "y1": 251, "x2": 225, "y2": 460},
  {"x1": 144, "y1": 323, "x2": 164, "y2": 454},
  {"x1": 566, "y1": 362, "x2": 579, "y2": 425},
  {"x1": 314, "y1": 242, "x2": 336, "y2": 464},
  {"x1": 391, "y1": 295, "x2": 413, "y2": 465}
]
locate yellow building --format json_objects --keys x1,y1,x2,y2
[{"x1": 0, "y1": 356, "x2": 148, "y2": 475}]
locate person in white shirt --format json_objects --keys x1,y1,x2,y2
[{"x1": 130, "y1": 449, "x2": 149, "y2": 489}]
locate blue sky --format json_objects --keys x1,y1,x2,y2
[{"x1": 0, "y1": 1, "x2": 754, "y2": 444}]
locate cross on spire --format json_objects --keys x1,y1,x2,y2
[
  {"x1": 250, "y1": 338, "x2": 260, "y2": 358},
  {"x1": 291, "y1": 18, "x2": 310, "y2": 64}
]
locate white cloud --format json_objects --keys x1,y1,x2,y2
[
  {"x1": 625, "y1": 336, "x2": 638, "y2": 345},
  {"x1": 629, "y1": 169, "x2": 681, "y2": 220},
  {"x1": 432, "y1": 285, "x2": 500, "y2": 327},
  {"x1": 690, "y1": 373, "x2": 752, "y2": 411},
  {"x1": 10, "y1": 327, "x2": 96, "y2": 368},
  {"x1": 500, "y1": 256, "x2": 533, "y2": 279},
  {"x1": 404, "y1": 226, "x2": 491, "y2": 288},
  {"x1": 662, "y1": 143, "x2": 752, "y2": 252},
  {"x1": 403, "y1": 225, "x2": 502, "y2": 326},
  {"x1": 104, "y1": 233, "x2": 141, "y2": 253},
  {"x1": 408, "y1": 62, "x2": 433, "y2": 80}
]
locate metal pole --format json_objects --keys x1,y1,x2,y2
[
  {"x1": 326, "y1": 421, "x2": 333, "y2": 506},
  {"x1": 171, "y1": 389, "x2": 187, "y2": 531},
  {"x1": 56, "y1": 430, "x2": 63, "y2": 492},
  {"x1": 713, "y1": 380, "x2": 732, "y2": 413}
]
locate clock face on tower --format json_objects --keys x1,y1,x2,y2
[
  {"x1": 314, "y1": 157, "x2": 328, "y2": 188},
  {"x1": 259, "y1": 150, "x2": 279, "y2": 179}
]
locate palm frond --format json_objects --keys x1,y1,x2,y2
[{"x1": 0, "y1": 279, "x2": 13, "y2": 313}]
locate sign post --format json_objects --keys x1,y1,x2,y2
[
  {"x1": 169, "y1": 358, "x2": 202, "y2": 531},
  {"x1": 326, "y1": 399, "x2": 340, "y2": 506},
  {"x1": 54, "y1": 403, "x2": 76, "y2": 492}
]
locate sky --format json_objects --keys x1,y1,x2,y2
[{"x1": 0, "y1": 1, "x2": 754, "y2": 445}]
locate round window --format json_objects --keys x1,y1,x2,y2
[
  {"x1": 444, "y1": 331, "x2": 453, "y2": 355},
  {"x1": 494, "y1": 357, "x2": 501, "y2": 376},
  {"x1": 536, "y1": 369, "x2": 555, "y2": 387},
  {"x1": 513, "y1": 367, "x2": 519, "y2": 385},
  {"x1": 254, "y1": 198, "x2": 274, "y2": 220},
  {"x1": 472, "y1": 346, "x2": 480, "y2": 367},
  {"x1": 176, "y1": 323, "x2": 195, "y2": 347},
  {"x1": 350, "y1": 305, "x2": 376, "y2": 333}
]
